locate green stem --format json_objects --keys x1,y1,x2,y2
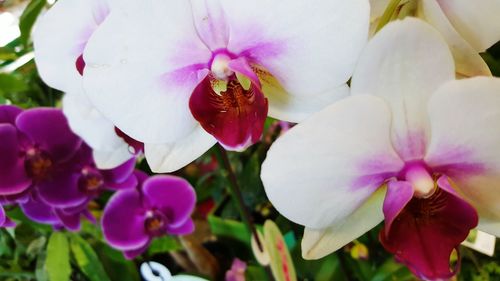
[
  {"x1": 375, "y1": 0, "x2": 404, "y2": 33},
  {"x1": 214, "y1": 144, "x2": 264, "y2": 252}
]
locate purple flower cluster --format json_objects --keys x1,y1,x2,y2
[
  {"x1": 0, "y1": 105, "x2": 136, "y2": 230},
  {"x1": 0, "y1": 105, "x2": 196, "y2": 257}
]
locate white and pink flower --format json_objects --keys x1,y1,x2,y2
[
  {"x1": 262, "y1": 18, "x2": 500, "y2": 280},
  {"x1": 80, "y1": 0, "x2": 369, "y2": 157}
]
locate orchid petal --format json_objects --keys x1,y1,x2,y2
[
  {"x1": 420, "y1": 0, "x2": 491, "y2": 77},
  {"x1": 16, "y1": 108, "x2": 82, "y2": 163},
  {"x1": 478, "y1": 217, "x2": 500, "y2": 238},
  {"x1": 0, "y1": 105, "x2": 22, "y2": 124},
  {"x1": 425, "y1": 77, "x2": 500, "y2": 219},
  {"x1": 33, "y1": 0, "x2": 114, "y2": 92},
  {"x1": 301, "y1": 187, "x2": 386, "y2": 259},
  {"x1": 102, "y1": 189, "x2": 150, "y2": 250},
  {"x1": 436, "y1": 0, "x2": 500, "y2": 52},
  {"x1": 262, "y1": 72, "x2": 349, "y2": 123},
  {"x1": 219, "y1": 0, "x2": 369, "y2": 97},
  {"x1": 351, "y1": 18, "x2": 455, "y2": 161},
  {"x1": 92, "y1": 146, "x2": 133, "y2": 170},
  {"x1": 383, "y1": 181, "x2": 414, "y2": 237},
  {"x1": 20, "y1": 194, "x2": 59, "y2": 224},
  {"x1": 62, "y1": 93, "x2": 127, "y2": 152},
  {"x1": 142, "y1": 176, "x2": 196, "y2": 227},
  {"x1": 167, "y1": 219, "x2": 195, "y2": 236},
  {"x1": 0, "y1": 124, "x2": 31, "y2": 195},
  {"x1": 261, "y1": 95, "x2": 404, "y2": 229},
  {"x1": 37, "y1": 172, "x2": 87, "y2": 208},
  {"x1": 145, "y1": 126, "x2": 216, "y2": 173},
  {"x1": 83, "y1": 0, "x2": 211, "y2": 143},
  {"x1": 190, "y1": 0, "x2": 229, "y2": 50}
]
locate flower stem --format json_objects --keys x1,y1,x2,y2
[
  {"x1": 375, "y1": 0, "x2": 404, "y2": 33},
  {"x1": 214, "y1": 144, "x2": 264, "y2": 252}
]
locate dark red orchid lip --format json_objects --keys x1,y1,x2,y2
[{"x1": 189, "y1": 74, "x2": 268, "y2": 150}]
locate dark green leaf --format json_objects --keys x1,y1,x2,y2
[
  {"x1": 19, "y1": 0, "x2": 46, "y2": 46},
  {"x1": 45, "y1": 232, "x2": 71, "y2": 281},
  {"x1": 69, "y1": 234, "x2": 111, "y2": 281}
]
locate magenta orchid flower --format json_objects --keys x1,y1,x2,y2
[
  {"x1": 102, "y1": 172, "x2": 196, "y2": 259},
  {"x1": 262, "y1": 19, "x2": 500, "y2": 280},
  {"x1": 80, "y1": 0, "x2": 369, "y2": 165},
  {"x1": 371, "y1": 0, "x2": 500, "y2": 77}
]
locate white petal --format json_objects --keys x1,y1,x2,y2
[
  {"x1": 33, "y1": 0, "x2": 115, "y2": 92},
  {"x1": 262, "y1": 71, "x2": 349, "y2": 123},
  {"x1": 62, "y1": 93, "x2": 124, "y2": 151},
  {"x1": 351, "y1": 18, "x2": 455, "y2": 160},
  {"x1": 478, "y1": 217, "x2": 500, "y2": 238},
  {"x1": 92, "y1": 146, "x2": 133, "y2": 170},
  {"x1": 218, "y1": 0, "x2": 369, "y2": 97},
  {"x1": 419, "y1": 0, "x2": 491, "y2": 77},
  {"x1": 425, "y1": 77, "x2": 500, "y2": 219},
  {"x1": 261, "y1": 95, "x2": 403, "y2": 229},
  {"x1": 145, "y1": 126, "x2": 216, "y2": 173},
  {"x1": 437, "y1": 0, "x2": 500, "y2": 52},
  {"x1": 301, "y1": 186, "x2": 386, "y2": 259},
  {"x1": 83, "y1": 0, "x2": 212, "y2": 143}
]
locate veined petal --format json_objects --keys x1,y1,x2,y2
[
  {"x1": 261, "y1": 72, "x2": 349, "y2": 123},
  {"x1": 145, "y1": 125, "x2": 216, "y2": 173},
  {"x1": 351, "y1": 18, "x2": 455, "y2": 161},
  {"x1": 261, "y1": 95, "x2": 404, "y2": 229},
  {"x1": 420, "y1": 0, "x2": 491, "y2": 77},
  {"x1": 219, "y1": 0, "x2": 369, "y2": 97},
  {"x1": 190, "y1": 0, "x2": 229, "y2": 50},
  {"x1": 301, "y1": 187, "x2": 386, "y2": 259},
  {"x1": 189, "y1": 76, "x2": 268, "y2": 150},
  {"x1": 62, "y1": 93, "x2": 128, "y2": 153},
  {"x1": 83, "y1": 0, "x2": 211, "y2": 143},
  {"x1": 437, "y1": 0, "x2": 500, "y2": 52},
  {"x1": 33, "y1": 0, "x2": 116, "y2": 92},
  {"x1": 425, "y1": 77, "x2": 500, "y2": 219},
  {"x1": 380, "y1": 176, "x2": 478, "y2": 280}
]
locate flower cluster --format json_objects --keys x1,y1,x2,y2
[
  {"x1": 0, "y1": 105, "x2": 135, "y2": 230},
  {"x1": 0, "y1": 105, "x2": 195, "y2": 258}
]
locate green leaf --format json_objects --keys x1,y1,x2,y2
[
  {"x1": 19, "y1": 0, "x2": 46, "y2": 46},
  {"x1": 208, "y1": 215, "x2": 251, "y2": 244},
  {"x1": 69, "y1": 234, "x2": 111, "y2": 281},
  {"x1": 148, "y1": 236, "x2": 183, "y2": 256},
  {"x1": 94, "y1": 242, "x2": 141, "y2": 281},
  {"x1": 36, "y1": 251, "x2": 49, "y2": 281},
  {"x1": 45, "y1": 232, "x2": 71, "y2": 281},
  {"x1": 0, "y1": 47, "x2": 17, "y2": 61},
  {"x1": 0, "y1": 73, "x2": 28, "y2": 94}
]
